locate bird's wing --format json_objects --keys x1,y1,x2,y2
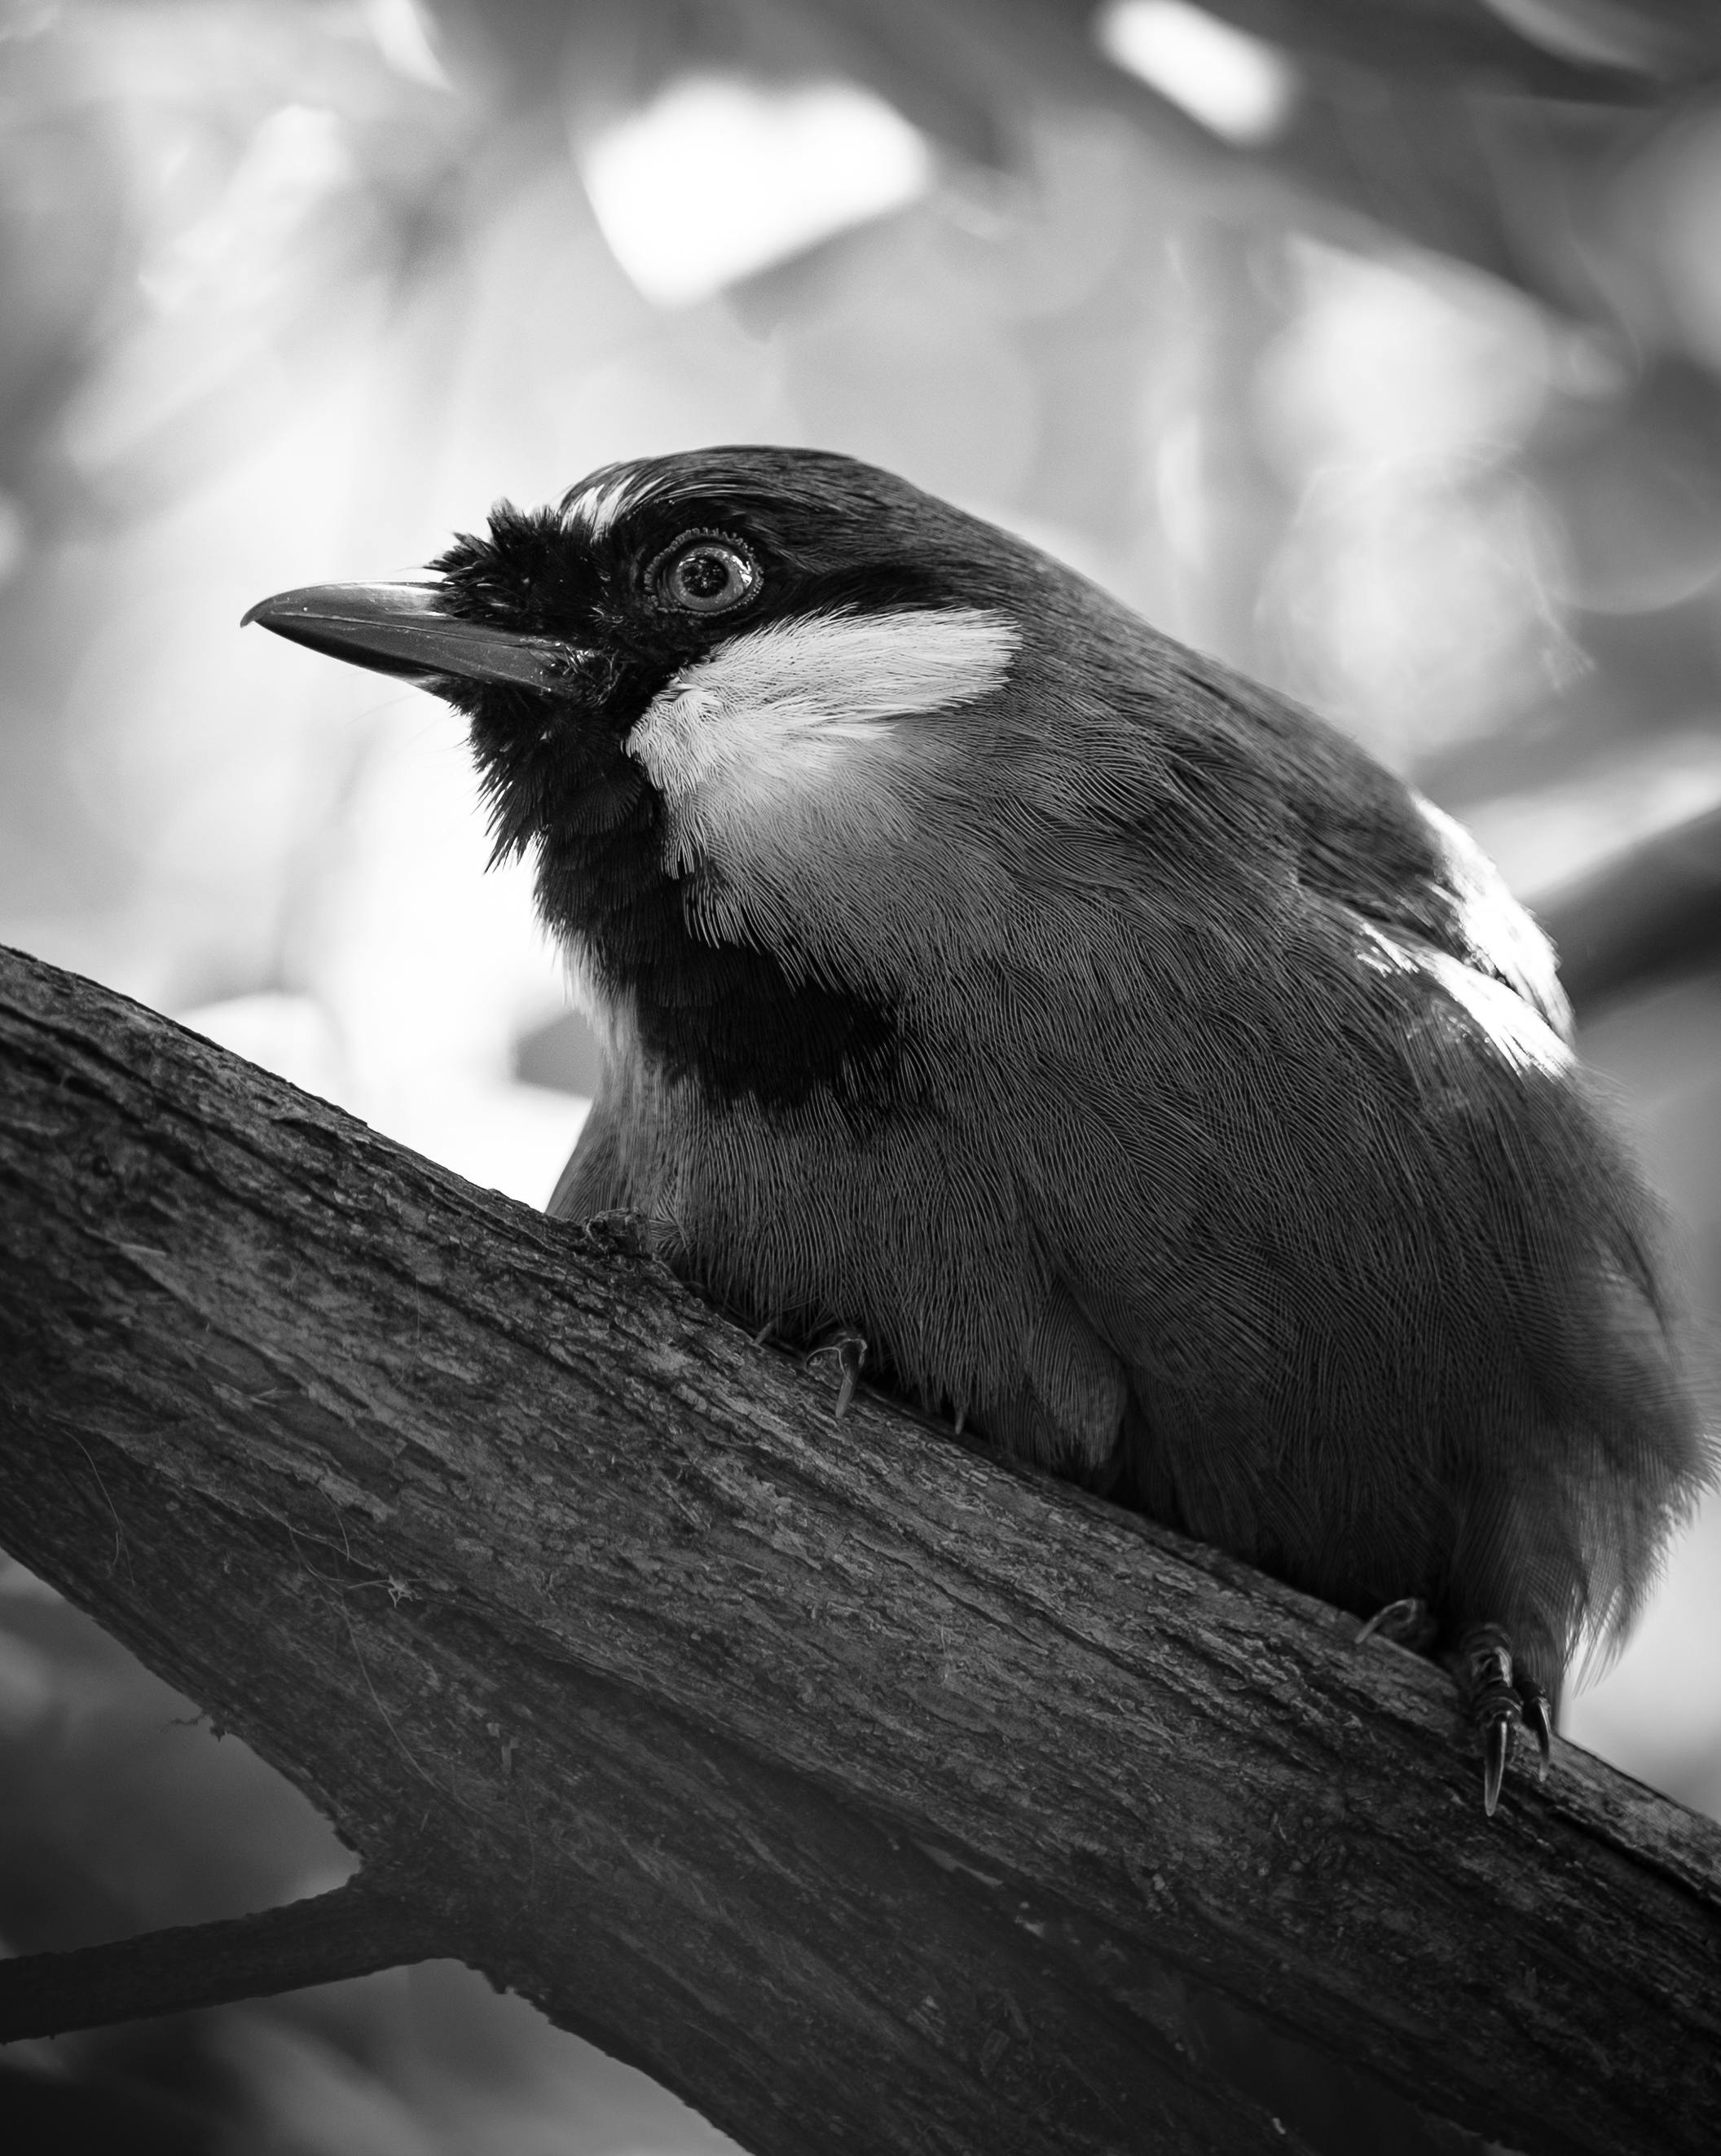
[
  {"x1": 952, "y1": 644, "x2": 1668, "y2": 1614},
  {"x1": 1175, "y1": 648, "x2": 1570, "y2": 1041}
]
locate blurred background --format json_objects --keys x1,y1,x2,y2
[{"x1": 2, "y1": 0, "x2": 1720, "y2": 2148}]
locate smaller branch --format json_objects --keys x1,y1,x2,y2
[
  {"x1": 1542, "y1": 801, "x2": 1721, "y2": 1014},
  {"x1": 0, "y1": 1881, "x2": 449, "y2": 2042}
]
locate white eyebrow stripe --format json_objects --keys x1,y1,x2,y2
[
  {"x1": 562, "y1": 474, "x2": 644, "y2": 536},
  {"x1": 625, "y1": 607, "x2": 1018, "y2": 803}
]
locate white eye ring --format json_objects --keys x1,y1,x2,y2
[{"x1": 653, "y1": 533, "x2": 760, "y2": 616}]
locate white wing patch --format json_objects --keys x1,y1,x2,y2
[
  {"x1": 627, "y1": 606, "x2": 1017, "y2": 812},
  {"x1": 1413, "y1": 793, "x2": 1570, "y2": 1041},
  {"x1": 1356, "y1": 922, "x2": 1572, "y2": 1077},
  {"x1": 1423, "y1": 951, "x2": 1572, "y2": 1076}
]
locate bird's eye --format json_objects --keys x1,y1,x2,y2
[{"x1": 655, "y1": 535, "x2": 759, "y2": 616}]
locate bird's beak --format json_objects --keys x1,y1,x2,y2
[{"x1": 242, "y1": 583, "x2": 596, "y2": 693}]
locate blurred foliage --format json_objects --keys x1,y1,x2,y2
[{"x1": 2, "y1": 2, "x2": 1720, "y2": 2150}]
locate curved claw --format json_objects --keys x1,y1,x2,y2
[
  {"x1": 1455, "y1": 1625, "x2": 1523, "y2": 1818},
  {"x1": 1482, "y1": 1711, "x2": 1514, "y2": 1818},
  {"x1": 1521, "y1": 1687, "x2": 1554, "y2": 1779}
]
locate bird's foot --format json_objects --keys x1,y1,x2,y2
[
  {"x1": 579, "y1": 1208, "x2": 675, "y2": 1261},
  {"x1": 1450, "y1": 1624, "x2": 1553, "y2": 1817},
  {"x1": 1355, "y1": 1596, "x2": 1438, "y2": 1652},
  {"x1": 808, "y1": 1327, "x2": 869, "y2": 1418}
]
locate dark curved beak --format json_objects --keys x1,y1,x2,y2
[{"x1": 242, "y1": 583, "x2": 596, "y2": 693}]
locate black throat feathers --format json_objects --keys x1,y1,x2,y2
[{"x1": 459, "y1": 677, "x2": 911, "y2": 1124}]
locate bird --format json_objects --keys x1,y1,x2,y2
[{"x1": 245, "y1": 444, "x2": 1713, "y2": 1814}]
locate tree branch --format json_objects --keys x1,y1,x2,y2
[
  {"x1": 1539, "y1": 802, "x2": 1721, "y2": 1015},
  {"x1": 0, "y1": 1883, "x2": 443, "y2": 2043},
  {"x1": 1, "y1": 944, "x2": 1717, "y2": 2156}
]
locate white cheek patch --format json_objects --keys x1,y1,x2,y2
[{"x1": 625, "y1": 607, "x2": 1018, "y2": 816}]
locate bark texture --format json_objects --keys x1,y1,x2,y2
[{"x1": 1, "y1": 944, "x2": 1718, "y2": 2156}]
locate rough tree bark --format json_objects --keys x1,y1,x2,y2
[{"x1": 0, "y1": 944, "x2": 1717, "y2": 2156}]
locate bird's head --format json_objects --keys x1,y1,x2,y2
[
  {"x1": 245, "y1": 446, "x2": 1126, "y2": 1111},
  {"x1": 245, "y1": 444, "x2": 1564, "y2": 1120}
]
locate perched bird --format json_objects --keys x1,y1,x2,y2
[{"x1": 246, "y1": 446, "x2": 1711, "y2": 1812}]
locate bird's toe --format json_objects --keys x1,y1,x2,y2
[
  {"x1": 1451, "y1": 1623, "x2": 1529, "y2": 1817},
  {"x1": 808, "y1": 1327, "x2": 869, "y2": 1417},
  {"x1": 1355, "y1": 1596, "x2": 1437, "y2": 1650}
]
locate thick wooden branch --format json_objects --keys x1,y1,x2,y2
[{"x1": 1, "y1": 944, "x2": 1717, "y2": 2156}]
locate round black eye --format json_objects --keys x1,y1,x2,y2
[{"x1": 657, "y1": 536, "x2": 759, "y2": 615}]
